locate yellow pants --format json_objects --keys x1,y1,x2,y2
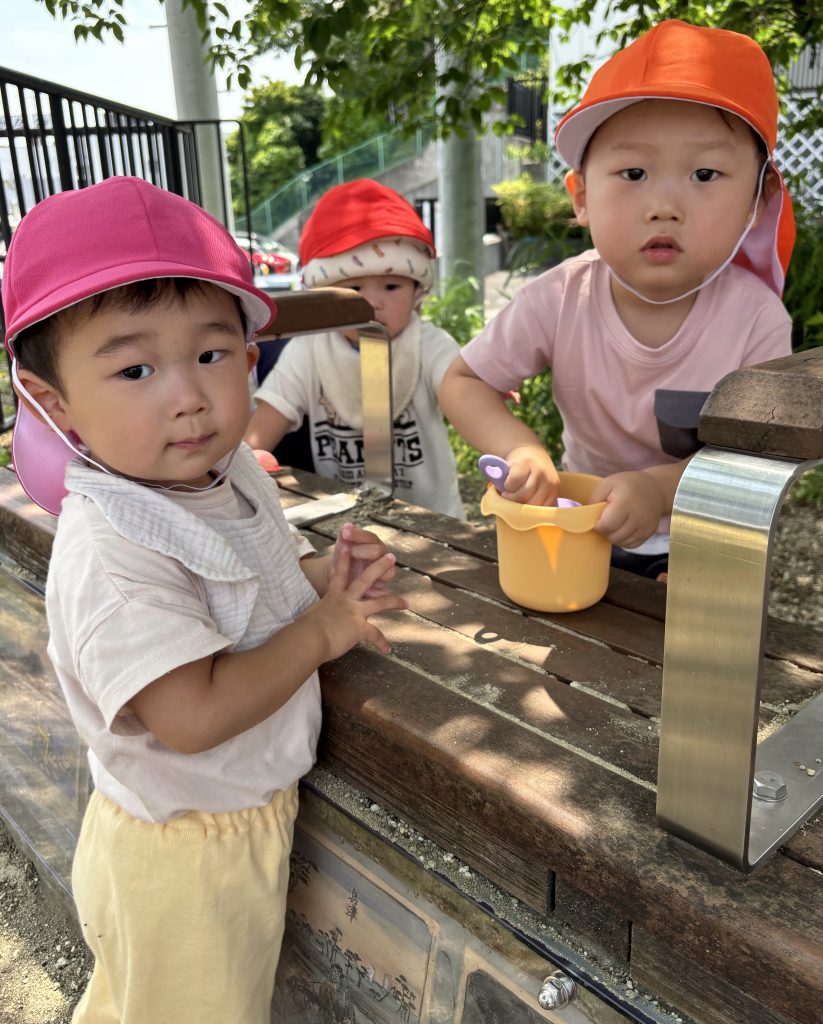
[{"x1": 71, "y1": 783, "x2": 298, "y2": 1024}]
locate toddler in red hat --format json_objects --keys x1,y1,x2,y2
[
  {"x1": 440, "y1": 20, "x2": 795, "y2": 580},
  {"x1": 246, "y1": 178, "x2": 465, "y2": 518},
  {"x1": 2, "y1": 176, "x2": 406, "y2": 1022}
]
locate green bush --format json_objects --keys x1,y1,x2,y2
[
  {"x1": 421, "y1": 276, "x2": 485, "y2": 347},
  {"x1": 492, "y1": 175, "x2": 588, "y2": 275},
  {"x1": 783, "y1": 202, "x2": 823, "y2": 352},
  {"x1": 492, "y1": 175, "x2": 575, "y2": 241}
]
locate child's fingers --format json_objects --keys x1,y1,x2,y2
[
  {"x1": 346, "y1": 553, "x2": 397, "y2": 599},
  {"x1": 363, "y1": 593, "x2": 407, "y2": 617},
  {"x1": 348, "y1": 542, "x2": 389, "y2": 566},
  {"x1": 327, "y1": 542, "x2": 352, "y2": 591},
  {"x1": 362, "y1": 622, "x2": 392, "y2": 654}
]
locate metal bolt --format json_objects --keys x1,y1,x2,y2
[
  {"x1": 538, "y1": 970, "x2": 577, "y2": 1010},
  {"x1": 753, "y1": 770, "x2": 788, "y2": 802}
]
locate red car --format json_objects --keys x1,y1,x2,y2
[{"x1": 232, "y1": 234, "x2": 301, "y2": 292}]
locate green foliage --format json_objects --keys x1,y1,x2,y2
[
  {"x1": 421, "y1": 275, "x2": 485, "y2": 347},
  {"x1": 226, "y1": 81, "x2": 324, "y2": 216},
  {"x1": 514, "y1": 371, "x2": 564, "y2": 463},
  {"x1": 40, "y1": 1, "x2": 823, "y2": 142},
  {"x1": 492, "y1": 175, "x2": 588, "y2": 274},
  {"x1": 792, "y1": 466, "x2": 823, "y2": 505},
  {"x1": 783, "y1": 201, "x2": 823, "y2": 352},
  {"x1": 317, "y1": 95, "x2": 391, "y2": 159},
  {"x1": 492, "y1": 175, "x2": 575, "y2": 240}
]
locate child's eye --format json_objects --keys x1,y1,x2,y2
[
  {"x1": 120, "y1": 364, "x2": 152, "y2": 381},
  {"x1": 199, "y1": 350, "x2": 226, "y2": 364},
  {"x1": 692, "y1": 168, "x2": 720, "y2": 183},
  {"x1": 619, "y1": 168, "x2": 646, "y2": 182}
]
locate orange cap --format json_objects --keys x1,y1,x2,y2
[{"x1": 555, "y1": 20, "x2": 795, "y2": 296}]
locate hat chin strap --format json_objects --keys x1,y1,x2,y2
[
  {"x1": 11, "y1": 360, "x2": 237, "y2": 495},
  {"x1": 605, "y1": 160, "x2": 769, "y2": 307}
]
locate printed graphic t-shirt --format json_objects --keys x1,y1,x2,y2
[{"x1": 254, "y1": 320, "x2": 465, "y2": 518}]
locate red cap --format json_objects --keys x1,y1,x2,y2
[{"x1": 299, "y1": 179, "x2": 434, "y2": 265}]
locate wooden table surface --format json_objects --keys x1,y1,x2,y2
[
  {"x1": 1, "y1": 462, "x2": 821, "y2": 1024},
  {"x1": 274, "y1": 467, "x2": 823, "y2": 1024}
]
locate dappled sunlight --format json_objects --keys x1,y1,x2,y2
[{"x1": 520, "y1": 684, "x2": 570, "y2": 725}]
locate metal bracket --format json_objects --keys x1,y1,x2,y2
[
  {"x1": 657, "y1": 447, "x2": 823, "y2": 870},
  {"x1": 257, "y1": 288, "x2": 394, "y2": 497}
]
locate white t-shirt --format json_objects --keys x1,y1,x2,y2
[
  {"x1": 254, "y1": 319, "x2": 465, "y2": 519},
  {"x1": 45, "y1": 445, "x2": 322, "y2": 823},
  {"x1": 462, "y1": 251, "x2": 792, "y2": 479}
]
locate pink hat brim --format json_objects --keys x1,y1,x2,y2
[{"x1": 11, "y1": 399, "x2": 75, "y2": 515}]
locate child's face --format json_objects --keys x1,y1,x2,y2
[
  {"x1": 341, "y1": 275, "x2": 417, "y2": 342},
  {"x1": 40, "y1": 285, "x2": 257, "y2": 489},
  {"x1": 571, "y1": 99, "x2": 764, "y2": 303}
]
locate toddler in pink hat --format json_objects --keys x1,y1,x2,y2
[
  {"x1": 439, "y1": 20, "x2": 794, "y2": 581},
  {"x1": 2, "y1": 176, "x2": 406, "y2": 1022},
  {"x1": 245, "y1": 178, "x2": 465, "y2": 518}
]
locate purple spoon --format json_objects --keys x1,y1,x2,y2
[{"x1": 478, "y1": 454, "x2": 580, "y2": 507}]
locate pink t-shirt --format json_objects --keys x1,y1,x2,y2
[{"x1": 462, "y1": 250, "x2": 792, "y2": 479}]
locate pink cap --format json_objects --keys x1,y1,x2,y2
[{"x1": 2, "y1": 176, "x2": 278, "y2": 514}]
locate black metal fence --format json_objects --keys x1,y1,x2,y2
[
  {"x1": 507, "y1": 76, "x2": 548, "y2": 143},
  {"x1": 0, "y1": 65, "x2": 249, "y2": 432}
]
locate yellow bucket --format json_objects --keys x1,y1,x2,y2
[{"x1": 480, "y1": 472, "x2": 611, "y2": 612}]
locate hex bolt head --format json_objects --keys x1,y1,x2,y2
[
  {"x1": 538, "y1": 970, "x2": 577, "y2": 1009},
  {"x1": 753, "y1": 770, "x2": 788, "y2": 802}
]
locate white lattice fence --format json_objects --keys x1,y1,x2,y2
[{"x1": 777, "y1": 93, "x2": 823, "y2": 206}]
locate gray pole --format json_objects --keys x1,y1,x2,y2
[
  {"x1": 436, "y1": 130, "x2": 485, "y2": 303},
  {"x1": 165, "y1": 0, "x2": 227, "y2": 225},
  {"x1": 434, "y1": 30, "x2": 485, "y2": 304}
]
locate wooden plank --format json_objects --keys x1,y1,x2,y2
[
  {"x1": 378, "y1": 609, "x2": 660, "y2": 785},
  {"x1": 366, "y1": 495, "x2": 823, "y2": 669},
  {"x1": 631, "y1": 925, "x2": 795, "y2": 1024},
  {"x1": 699, "y1": 348, "x2": 823, "y2": 459},
  {"x1": 256, "y1": 287, "x2": 373, "y2": 339},
  {"x1": 308, "y1": 515, "x2": 823, "y2": 711},
  {"x1": 0, "y1": 468, "x2": 56, "y2": 582},
  {"x1": 369, "y1": 500, "x2": 671, "y2": 622},
  {"x1": 392, "y1": 570, "x2": 665, "y2": 720},
  {"x1": 781, "y1": 807, "x2": 823, "y2": 872},
  {"x1": 318, "y1": 658, "x2": 823, "y2": 1024}
]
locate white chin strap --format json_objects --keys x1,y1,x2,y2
[
  {"x1": 606, "y1": 160, "x2": 769, "y2": 306},
  {"x1": 11, "y1": 360, "x2": 237, "y2": 494}
]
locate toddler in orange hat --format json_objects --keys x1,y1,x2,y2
[
  {"x1": 246, "y1": 178, "x2": 465, "y2": 518},
  {"x1": 439, "y1": 20, "x2": 795, "y2": 579}
]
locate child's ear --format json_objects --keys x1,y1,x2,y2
[
  {"x1": 566, "y1": 170, "x2": 590, "y2": 227},
  {"x1": 245, "y1": 342, "x2": 259, "y2": 374},
  {"x1": 13, "y1": 369, "x2": 73, "y2": 433}
]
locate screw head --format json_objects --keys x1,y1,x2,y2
[
  {"x1": 753, "y1": 770, "x2": 788, "y2": 802},
  {"x1": 538, "y1": 971, "x2": 576, "y2": 1010}
]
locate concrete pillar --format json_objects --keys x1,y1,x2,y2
[
  {"x1": 436, "y1": 130, "x2": 485, "y2": 303},
  {"x1": 165, "y1": 0, "x2": 227, "y2": 225}
]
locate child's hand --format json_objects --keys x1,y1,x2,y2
[
  {"x1": 305, "y1": 544, "x2": 407, "y2": 660},
  {"x1": 329, "y1": 523, "x2": 397, "y2": 596},
  {"x1": 502, "y1": 445, "x2": 560, "y2": 506},
  {"x1": 590, "y1": 471, "x2": 666, "y2": 548}
]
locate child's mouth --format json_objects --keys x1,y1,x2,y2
[{"x1": 642, "y1": 237, "x2": 681, "y2": 263}]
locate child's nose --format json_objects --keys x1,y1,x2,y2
[
  {"x1": 646, "y1": 188, "x2": 683, "y2": 223},
  {"x1": 171, "y1": 374, "x2": 209, "y2": 416}
]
